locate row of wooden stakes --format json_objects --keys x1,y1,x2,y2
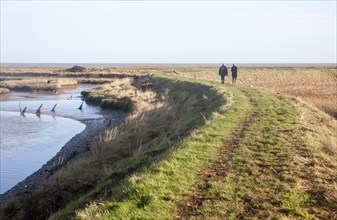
[{"x1": 20, "y1": 102, "x2": 84, "y2": 115}]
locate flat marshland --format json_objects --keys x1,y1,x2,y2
[
  {"x1": 0, "y1": 65, "x2": 336, "y2": 220},
  {"x1": 0, "y1": 78, "x2": 78, "y2": 93},
  {"x1": 155, "y1": 66, "x2": 337, "y2": 118}
]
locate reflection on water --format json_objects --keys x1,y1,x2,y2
[
  {"x1": 0, "y1": 84, "x2": 97, "y2": 102},
  {"x1": 0, "y1": 85, "x2": 104, "y2": 194},
  {"x1": 0, "y1": 84, "x2": 109, "y2": 120},
  {"x1": 0, "y1": 111, "x2": 86, "y2": 194},
  {"x1": 0, "y1": 99, "x2": 105, "y2": 120}
]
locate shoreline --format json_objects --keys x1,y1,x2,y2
[{"x1": 0, "y1": 110, "x2": 127, "y2": 204}]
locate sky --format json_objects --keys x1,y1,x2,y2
[{"x1": 0, "y1": 1, "x2": 336, "y2": 64}]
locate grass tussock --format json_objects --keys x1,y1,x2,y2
[
  {"x1": 81, "y1": 77, "x2": 159, "y2": 112},
  {"x1": 0, "y1": 87, "x2": 10, "y2": 95},
  {"x1": 76, "y1": 78, "x2": 115, "y2": 84}
]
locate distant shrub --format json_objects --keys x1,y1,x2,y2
[{"x1": 67, "y1": 66, "x2": 87, "y2": 73}]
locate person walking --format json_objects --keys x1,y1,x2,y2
[
  {"x1": 231, "y1": 64, "x2": 238, "y2": 83},
  {"x1": 219, "y1": 64, "x2": 228, "y2": 84}
]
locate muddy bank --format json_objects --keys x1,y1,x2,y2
[{"x1": 0, "y1": 111, "x2": 126, "y2": 204}]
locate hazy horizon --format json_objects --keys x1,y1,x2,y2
[{"x1": 1, "y1": 62, "x2": 336, "y2": 68}]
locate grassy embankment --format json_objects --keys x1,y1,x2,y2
[
  {"x1": 73, "y1": 75, "x2": 336, "y2": 219},
  {"x1": 0, "y1": 75, "x2": 226, "y2": 220}
]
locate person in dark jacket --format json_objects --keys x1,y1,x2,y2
[
  {"x1": 218, "y1": 64, "x2": 228, "y2": 84},
  {"x1": 231, "y1": 64, "x2": 238, "y2": 83}
]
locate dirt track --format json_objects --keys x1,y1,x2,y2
[
  {"x1": 176, "y1": 90, "x2": 258, "y2": 219},
  {"x1": 176, "y1": 86, "x2": 337, "y2": 219}
]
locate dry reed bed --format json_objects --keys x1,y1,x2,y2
[
  {"x1": 0, "y1": 66, "x2": 150, "y2": 78},
  {"x1": 157, "y1": 66, "x2": 337, "y2": 118},
  {"x1": 81, "y1": 77, "x2": 158, "y2": 112},
  {"x1": 0, "y1": 78, "x2": 78, "y2": 93},
  {"x1": 237, "y1": 67, "x2": 337, "y2": 118},
  {"x1": 0, "y1": 66, "x2": 60, "y2": 73}
]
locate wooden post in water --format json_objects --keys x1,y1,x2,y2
[
  {"x1": 21, "y1": 107, "x2": 27, "y2": 115},
  {"x1": 78, "y1": 101, "x2": 84, "y2": 110},
  {"x1": 36, "y1": 104, "x2": 43, "y2": 115},
  {"x1": 51, "y1": 104, "x2": 57, "y2": 112}
]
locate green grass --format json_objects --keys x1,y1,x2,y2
[
  {"x1": 74, "y1": 80, "x2": 253, "y2": 219},
  {"x1": 74, "y1": 80, "x2": 336, "y2": 219},
  {"x1": 185, "y1": 87, "x2": 316, "y2": 219}
]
